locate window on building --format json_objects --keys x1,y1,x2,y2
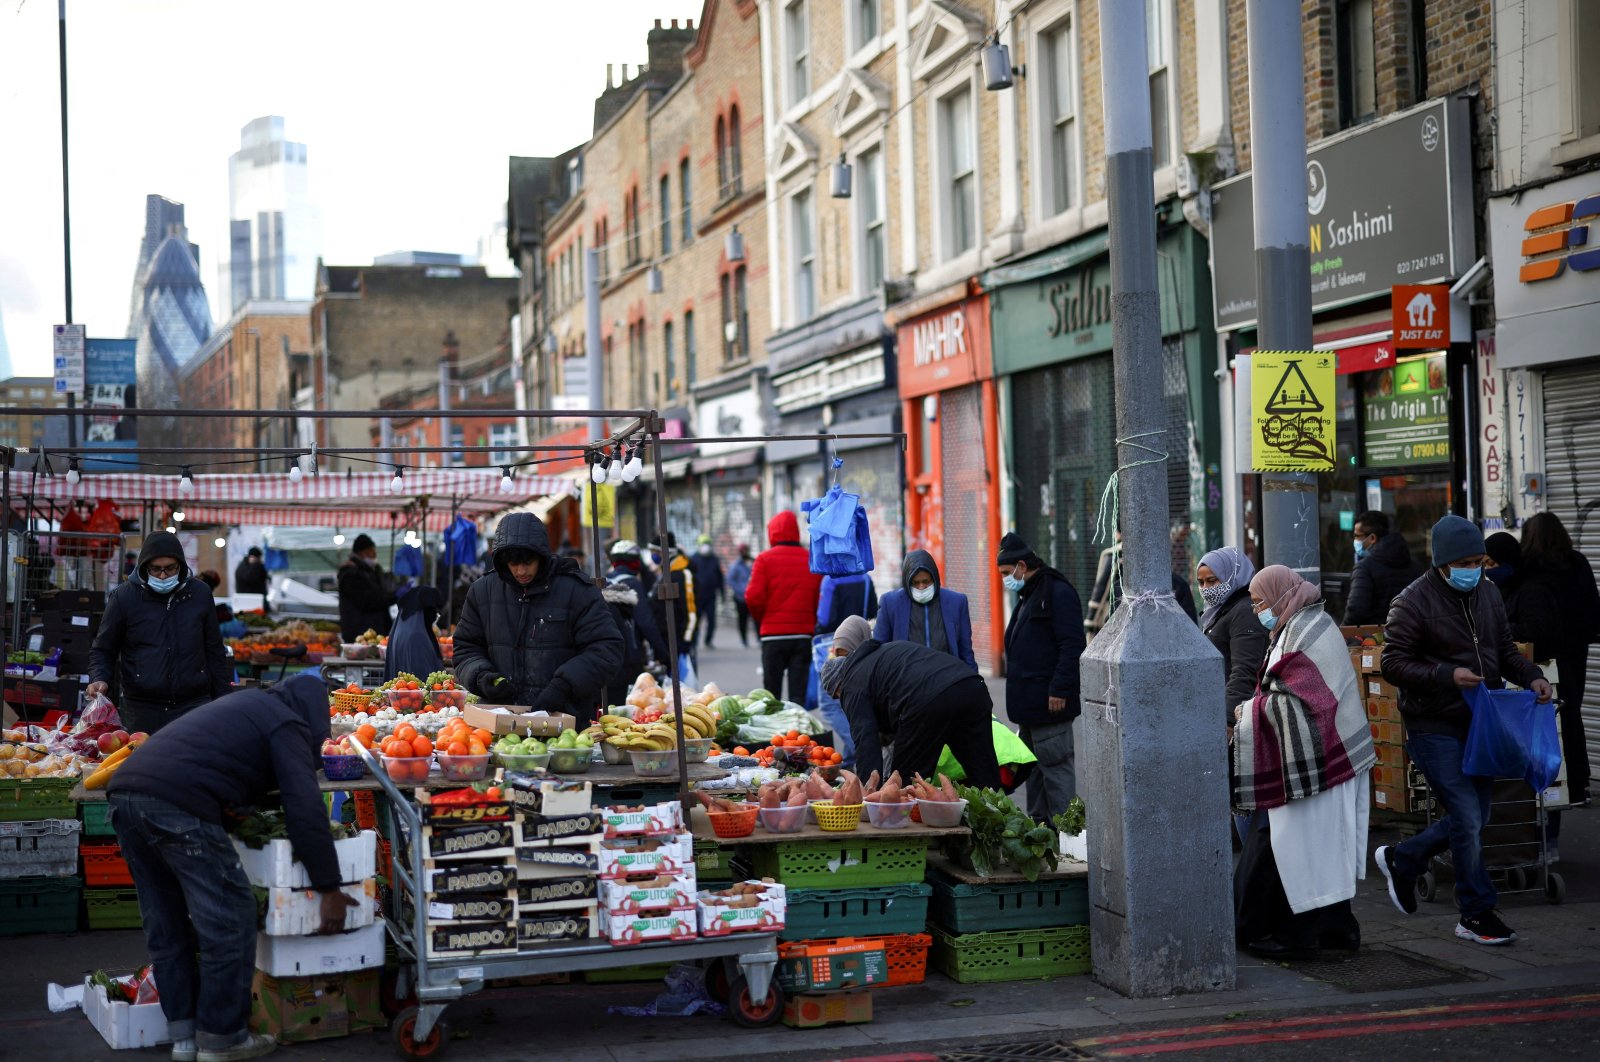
[
  {"x1": 734, "y1": 266, "x2": 749, "y2": 359},
  {"x1": 1043, "y1": 19, "x2": 1077, "y2": 214},
  {"x1": 858, "y1": 146, "x2": 886, "y2": 290},
  {"x1": 1336, "y1": 0, "x2": 1376, "y2": 128},
  {"x1": 449, "y1": 425, "x2": 465, "y2": 467},
  {"x1": 658, "y1": 174, "x2": 672, "y2": 255},
  {"x1": 727, "y1": 105, "x2": 743, "y2": 197},
  {"x1": 684, "y1": 310, "x2": 697, "y2": 390},
  {"x1": 679, "y1": 158, "x2": 692, "y2": 242},
  {"x1": 853, "y1": 0, "x2": 878, "y2": 49},
  {"x1": 940, "y1": 86, "x2": 976, "y2": 258},
  {"x1": 626, "y1": 187, "x2": 642, "y2": 266},
  {"x1": 1567, "y1": 1, "x2": 1600, "y2": 145},
  {"x1": 786, "y1": 0, "x2": 810, "y2": 104},
  {"x1": 716, "y1": 116, "x2": 729, "y2": 197},
  {"x1": 664, "y1": 320, "x2": 677, "y2": 399},
  {"x1": 720, "y1": 272, "x2": 737, "y2": 362},
  {"x1": 597, "y1": 219, "x2": 610, "y2": 281},
  {"x1": 791, "y1": 188, "x2": 816, "y2": 319},
  {"x1": 489, "y1": 423, "x2": 517, "y2": 466},
  {"x1": 1147, "y1": 0, "x2": 1172, "y2": 167}
]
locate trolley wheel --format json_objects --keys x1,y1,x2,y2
[
  {"x1": 1546, "y1": 871, "x2": 1566, "y2": 904},
  {"x1": 1416, "y1": 871, "x2": 1438, "y2": 904},
  {"x1": 727, "y1": 973, "x2": 784, "y2": 1028},
  {"x1": 1506, "y1": 867, "x2": 1527, "y2": 892},
  {"x1": 703, "y1": 959, "x2": 732, "y2": 1004},
  {"x1": 391, "y1": 1006, "x2": 448, "y2": 1061},
  {"x1": 380, "y1": 966, "x2": 417, "y2": 1019}
]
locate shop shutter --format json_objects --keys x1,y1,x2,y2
[
  {"x1": 838, "y1": 443, "x2": 905, "y2": 599},
  {"x1": 1011, "y1": 355, "x2": 1117, "y2": 596},
  {"x1": 1541, "y1": 362, "x2": 1600, "y2": 778},
  {"x1": 707, "y1": 474, "x2": 764, "y2": 558},
  {"x1": 665, "y1": 479, "x2": 701, "y2": 546},
  {"x1": 941, "y1": 384, "x2": 994, "y2": 670}
]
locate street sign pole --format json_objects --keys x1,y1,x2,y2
[{"x1": 60, "y1": 1, "x2": 77, "y2": 450}]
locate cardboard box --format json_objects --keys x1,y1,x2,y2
[
  {"x1": 1366, "y1": 694, "x2": 1402, "y2": 725},
  {"x1": 599, "y1": 870, "x2": 699, "y2": 914},
  {"x1": 421, "y1": 822, "x2": 515, "y2": 861},
  {"x1": 518, "y1": 874, "x2": 599, "y2": 909},
  {"x1": 517, "y1": 839, "x2": 602, "y2": 878},
  {"x1": 416, "y1": 793, "x2": 513, "y2": 826},
  {"x1": 516, "y1": 810, "x2": 606, "y2": 845},
  {"x1": 462, "y1": 704, "x2": 576, "y2": 738},
  {"x1": 782, "y1": 989, "x2": 873, "y2": 1029},
  {"x1": 1373, "y1": 743, "x2": 1407, "y2": 773},
  {"x1": 83, "y1": 978, "x2": 171, "y2": 1049},
  {"x1": 697, "y1": 881, "x2": 787, "y2": 936},
  {"x1": 255, "y1": 920, "x2": 387, "y2": 977},
  {"x1": 1358, "y1": 644, "x2": 1387, "y2": 675},
  {"x1": 517, "y1": 905, "x2": 598, "y2": 944},
  {"x1": 235, "y1": 831, "x2": 377, "y2": 890},
  {"x1": 423, "y1": 861, "x2": 517, "y2": 896},
  {"x1": 37, "y1": 589, "x2": 106, "y2": 613},
  {"x1": 598, "y1": 833, "x2": 693, "y2": 880},
  {"x1": 598, "y1": 907, "x2": 698, "y2": 945},
  {"x1": 1369, "y1": 718, "x2": 1405, "y2": 746},
  {"x1": 425, "y1": 920, "x2": 518, "y2": 958},
  {"x1": 507, "y1": 777, "x2": 593, "y2": 816},
  {"x1": 261, "y1": 880, "x2": 376, "y2": 936},
  {"x1": 1339, "y1": 625, "x2": 1384, "y2": 645},
  {"x1": 249, "y1": 969, "x2": 382, "y2": 1044},
  {"x1": 778, "y1": 938, "x2": 888, "y2": 993},
  {"x1": 1365, "y1": 676, "x2": 1400, "y2": 702},
  {"x1": 428, "y1": 893, "x2": 518, "y2": 923},
  {"x1": 600, "y1": 802, "x2": 683, "y2": 838}
]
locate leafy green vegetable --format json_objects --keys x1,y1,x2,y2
[
  {"x1": 233, "y1": 809, "x2": 356, "y2": 850},
  {"x1": 951, "y1": 784, "x2": 1059, "y2": 882},
  {"x1": 714, "y1": 701, "x2": 751, "y2": 745},
  {"x1": 1052, "y1": 796, "x2": 1086, "y2": 837}
]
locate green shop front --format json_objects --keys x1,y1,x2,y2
[{"x1": 985, "y1": 218, "x2": 1222, "y2": 598}]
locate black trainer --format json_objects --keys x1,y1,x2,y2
[
  {"x1": 1456, "y1": 910, "x2": 1518, "y2": 945},
  {"x1": 1374, "y1": 845, "x2": 1418, "y2": 915}
]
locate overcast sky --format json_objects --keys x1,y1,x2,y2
[{"x1": 0, "y1": 0, "x2": 704, "y2": 379}]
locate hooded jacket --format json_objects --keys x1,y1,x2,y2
[
  {"x1": 816, "y1": 572, "x2": 878, "y2": 635},
  {"x1": 1381, "y1": 568, "x2": 1545, "y2": 738},
  {"x1": 873, "y1": 550, "x2": 976, "y2": 670},
  {"x1": 453, "y1": 513, "x2": 624, "y2": 717},
  {"x1": 233, "y1": 555, "x2": 269, "y2": 596},
  {"x1": 744, "y1": 512, "x2": 822, "y2": 639},
  {"x1": 383, "y1": 586, "x2": 444, "y2": 683},
  {"x1": 108, "y1": 673, "x2": 340, "y2": 891},
  {"x1": 605, "y1": 565, "x2": 670, "y2": 672},
  {"x1": 1344, "y1": 531, "x2": 1422, "y2": 626},
  {"x1": 89, "y1": 532, "x2": 231, "y2": 707},
  {"x1": 651, "y1": 550, "x2": 697, "y2": 647},
  {"x1": 337, "y1": 551, "x2": 395, "y2": 643},
  {"x1": 1002, "y1": 566, "x2": 1087, "y2": 726}
]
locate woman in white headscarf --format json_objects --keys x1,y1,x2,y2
[{"x1": 1196, "y1": 547, "x2": 1268, "y2": 737}]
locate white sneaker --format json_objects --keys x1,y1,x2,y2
[
  {"x1": 196, "y1": 1033, "x2": 277, "y2": 1062},
  {"x1": 172, "y1": 1038, "x2": 197, "y2": 1062}
]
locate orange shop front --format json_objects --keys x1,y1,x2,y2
[{"x1": 893, "y1": 285, "x2": 1005, "y2": 673}]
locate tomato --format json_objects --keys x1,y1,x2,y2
[{"x1": 484, "y1": 786, "x2": 502, "y2": 800}]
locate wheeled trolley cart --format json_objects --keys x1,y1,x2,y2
[
  {"x1": 1415, "y1": 774, "x2": 1565, "y2": 906},
  {"x1": 354, "y1": 743, "x2": 784, "y2": 1060}
]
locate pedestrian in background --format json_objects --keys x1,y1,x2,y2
[
  {"x1": 647, "y1": 532, "x2": 697, "y2": 680},
  {"x1": 336, "y1": 533, "x2": 396, "y2": 644},
  {"x1": 384, "y1": 585, "x2": 444, "y2": 684},
  {"x1": 232, "y1": 547, "x2": 269, "y2": 607},
  {"x1": 602, "y1": 540, "x2": 669, "y2": 709},
  {"x1": 728, "y1": 543, "x2": 754, "y2": 647},
  {"x1": 874, "y1": 549, "x2": 976, "y2": 670},
  {"x1": 1196, "y1": 547, "x2": 1269, "y2": 738},
  {"x1": 1344, "y1": 510, "x2": 1420, "y2": 625},
  {"x1": 688, "y1": 534, "x2": 725, "y2": 649},
  {"x1": 1376, "y1": 515, "x2": 1551, "y2": 947},
  {"x1": 810, "y1": 570, "x2": 879, "y2": 765},
  {"x1": 996, "y1": 532, "x2": 1086, "y2": 821},
  {"x1": 745, "y1": 511, "x2": 822, "y2": 704}
]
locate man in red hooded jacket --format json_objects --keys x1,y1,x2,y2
[{"x1": 744, "y1": 511, "x2": 822, "y2": 703}]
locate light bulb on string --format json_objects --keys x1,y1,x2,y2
[
  {"x1": 333, "y1": 532, "x2": 346, "y2": 546},
  {"x1": 178, "y1": 467, "x2": 195, "y2": 495},
  {"x1": 499, "y1": 467, "x2": 514, "y2": 493},
  {"x1": 172, "y1": 509, "x2": 185, "y2": 523},
  {"x1": 165, "y1": 525, "x2": 177, "y2": 534},
  {"x1": 288, "y1": 462, "x2": 303, "y2": 484},
  {"x1": 214, "y1": 537, "x2": 227, "y2": 549},
  {"x1": 390, "y1": 465, "x2": 405, "y2": 493},
  {"x1": 66, "y1": 458, "x2": 80, "y2": 486},
  {"x1": 606, "y1": 448, "x2": 625, "y2": 484},
  {"x1": 623, "y1": 446, "x2": 644, "y2": 482},
  {"x1": 590, "y1": 456, "x2": 608, "y2": 484}
]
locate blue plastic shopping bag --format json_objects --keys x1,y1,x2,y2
[{"x1": 1462, "y1": 683, "x2": 1562, "y2": 791}]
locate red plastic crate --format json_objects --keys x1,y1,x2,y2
[
  {"x1": 80, "y1": 843, "x2": 133, "y2": 887},
  {"x1": 352, "y1": 791, "x2": 378, "y2": 831},
  {"x1": 878, "y1": 932, "x2": 932, "y2": 986}
]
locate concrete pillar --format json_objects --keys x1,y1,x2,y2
[{"x1": 1081, "y1": 0, "x2": 1236, "y2": 999}]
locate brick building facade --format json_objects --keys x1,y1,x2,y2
[{"x1": 180, "y1": 301, "x2": 312, "y2": 462}]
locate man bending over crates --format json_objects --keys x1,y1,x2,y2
[
  {"x1": 106, "y1": 673, "x2": 359, "y2": 1062},
  {"x1": 1374, "y1": 515, "x2": 1552, "y2": 947}
]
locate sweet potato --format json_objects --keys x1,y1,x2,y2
[
  {"x1": 695, "y1": 792, "x2": 717, "y2": 812},
  {"x1": 878, "y1": 778, "x2": 901, "y2": 803},
  {"x1": 807, "y1": 773, "x2": 833, "y2": 801},
  {"x1": 938, "y1": 773, "x2": 959, "y2": 801},
  {"x1": 758, "y1": 783, "x2": 780, "y2": 809},
  {"x1": 835, "y1": 770, "x2": 863, "y2": 806},
  {"x1": 863, "y1": 770, "x2": 881, "y2": 799},
  {"x1": 786, "y1": 787, "x2": 808, "y2": 807}
]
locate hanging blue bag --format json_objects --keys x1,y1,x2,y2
[
  {"x1": 1522, "y1": 698, "x2": 1564, "y2": 793},
  {"x1": 1461, "y1": 683, "x2": 1561, "y2": 791}
]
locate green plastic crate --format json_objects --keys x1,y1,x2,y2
[
  {"x1": 0, "y1": 778, "x2": 77, "y2": 822},
  {"x1": 79, "y1": 801, "x2": 116, "y2": 837},
  {"x1": 694, "y1": 838, "x2": 733, "y2": 879},
  {"x1": 929, "y1": 924, "x2": 1090, "y2": 983},
  {"x1": 781, "y1": 883, "x2": 931, "y2": 941},
  {"x1": 84, "y1": 887, "x2": 141, "y2": 929},
  {"x1": 749, "y1": 837, "x2": 929, "y2": 889},
  {"x1": 0, "y1": 875, "x2": 80, "y2": 935},
  {"x1": 582, "y1": 962, "x2": 675, "y2": 984},
  {"x1": 927, "y1": 868, "x2": 1088, "y2": 933}
]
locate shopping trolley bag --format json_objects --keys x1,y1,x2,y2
[{"x1": 1462, "y1": 683, "x2": 1562, "y2": 791}]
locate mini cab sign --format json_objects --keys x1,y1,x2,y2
[
  {"x1": 1392, "y1": 284, "x2": 1450, "y2": 348},
  {"x1": 1250, "y1": 351, "x2": 1335, "y2": 473}
]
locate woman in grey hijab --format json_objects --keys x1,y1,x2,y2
[{"x1": 1196, "y1": 547, "x2": 1268, "y2": 734}]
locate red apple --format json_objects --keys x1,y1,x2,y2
[
  {"x1": 97, "y1": 732, "x2": 126, "y2": 755},
  {"x1": 126, "y1": 732, "x2": 149, "y2": 747},
  {"x1": 321, "y1": 739, "x2": 344, "y2": 757}
]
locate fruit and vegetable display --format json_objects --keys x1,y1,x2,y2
[
  {"x1": 355, "y1": 629, "x2": 384, "y2": 647},
  {"x1": 613, "y1": 674, "x2": 823, "y2": 747},
  {"x1": 376, "y1": 673, "x2": 427, "y2": 712},
  {"x1": 1, "y1": 729, "x2": 100, "y2": 780},
  {"x1": 225, "y1": 619, "x2": 340, "y2": 660},
  {"x1": 594, "y1": 703, "x2": 713, "y2": 753},
  {"x1": 493, "y1": 733, "x2": 550, "y2": 758},
  {"x1": 374, "y1": 721, "x2": 435, "y2": 781},
  {"x1": 422, "y1": 671, "x2": 469, "y2": 708},
  {"x1": 233, "y1": 808, "x2": 359, "y2": 849},
  {"x1": 947, "y1": 783, "x2": 1060, "y2": 881},
  {"x1": 82, "y1": 736, "x2": 147, "y2": 789}
]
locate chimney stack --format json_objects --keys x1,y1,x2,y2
[{"x1": 606, "y1": 63, "x2": 614, "y2": 89}]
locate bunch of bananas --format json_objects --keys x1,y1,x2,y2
[{"x1": 594, "y1": 703, "x2": 717, "y2": 752}]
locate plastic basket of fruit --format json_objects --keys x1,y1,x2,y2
[
  {"x1": 435, "y1": 753, "x2": 490, "y2": 781},
  {"x1": 813, "y1": 802, "x2": 864, "y2": 832},
  {"x1": 427, "y1": 689, "x2": 468, "y2": 710},
  {"x1": 547, "y1": 746, "x2": 593, "y2": 774},
  {"x1": 863, "y1": 799, "x2": 914, "y2": 829},
  {"x1": 708, "y1": 805, "x2": 758, "y2": 838},
  {"x1": 681, "y1": 737, "x2": 714, "y2": 763},
  {"x1": 321, "y1": 754, "x2": 367, "y2": 781},
  {"x1": 376, "y1": 753, "x2": 431, "y2": 782},
  {"x1": 340, "y1": 643, "x2": 378, "y2": 661},
  {"x1": 601, "y1": 741, "x2": 630, "y2": 766},
  {"x1": 379, "y1": 687, "x2": 427, "y2": 713},
  {"x1": 914, "y1": 797, "x2": 968, "y2": 828},
  {"x1": 759, "y1": 804, "x2": 808, "y2": 833},
  {"x1": 331, "y1": 689, "x2": 371, "y2": 714},
  {"x1": 628, "y1": 748, "x2": 678, "y2": 777},
  {"x1": 495, "y1": 749, "x2": 550, "y2": 772}
]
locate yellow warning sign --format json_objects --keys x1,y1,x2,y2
[
  {"x1": 1251, "y1": 351, "x2": 1335, "y2": 472},
  {"x1": 581, "y1": 482, "x2": 615, "y2": 528}
]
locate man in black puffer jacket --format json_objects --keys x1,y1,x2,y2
[
  {"x1": 108, "y1": 673, "x2": 356, "y2": 1062},
  {"x1": 87, "y1": 531, "x2": 232, "y2": 735},
  {"x1": 454, "y1": 513, "x2": 624, "y2": 726},
  {"x1": 1344, "y1": 510, "x2": 1421, "y2": 625}
]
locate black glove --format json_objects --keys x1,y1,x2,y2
[
  {"x1": 477, "y1": 674, "x2": 513, "y2": 703},
  {"x1": 531, "y1": 685, "x2": 568, "y2": 715}
]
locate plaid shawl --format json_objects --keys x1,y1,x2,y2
[{"x1": 1233, "y1": 603, "x2": 1375, "y2": 811}]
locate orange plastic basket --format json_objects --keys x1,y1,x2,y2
[
  {"x1": 879, "y1": 932, "x2": 933, "y2": 986},
  {"x1": 708, "y1": 806, "x2": 758, "y2": 838},
  {"x1": 331, "y1": 690, "x2": 371, "y2": 714},
  {"x1": 80, "y1": 843, "x2": 133, "y2": 887}
]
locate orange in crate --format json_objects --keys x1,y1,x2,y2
[{"x1": 81, "y1": 843, "x2": 134, "y2": 887}]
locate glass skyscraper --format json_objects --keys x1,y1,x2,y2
[{"x1": 223, "y1": 117, "x2": 320, "y2": 314}]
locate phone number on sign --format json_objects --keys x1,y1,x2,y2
[{"x1": 1396, "y1": 253, "x2": 1446, "y2": 276}]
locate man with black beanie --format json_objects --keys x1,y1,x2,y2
[
  {"x1": 337, "y1": 533, "x2": 396, "y2": 643},
  {"x1": 108, "y1": 673, "x2": 358, "y2": 1062},
  {"x1": 997, "y1": 532, "x2": 1086, "y2": 821}
]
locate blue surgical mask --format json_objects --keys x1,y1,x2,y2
[
  {"x1": 147, "y1": 574, "x2": 180, "y2": 593},
  {"x1": 1447, "y1": 566, "x2": 1482, "y2": 592},
  {"x1": 1257, "y1": 607, "x2": 1278, "y2": 631},
  {"x1": 911, "y1": 585, "x2": 936, "y2": 605},
  {"x1": 1484, "y1": 565, "x2": 1514, "y2": 586},
  {"x1": 1353, "y1": 539, "x2": 1367, "y2": 561},
  {"x1": 1003, "y1": 575, "x2": 1026, "y2": 593},
  {"x1": 650, "y1": 552, "x2": 662, "y2": 565}
]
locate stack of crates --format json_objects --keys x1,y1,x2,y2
[
  {"x1": 924, "y1": 856, "x2": 1090, "y2": 984},
  {"x1": 79, "y1": 801, "x2": 140, "y2": 929},
  {"x1": 1343, "y1": 628, "x2": 1427, "y2": 815},
  {"x1": 0, "y1": 776, "x2": 83, "y2": 935}
]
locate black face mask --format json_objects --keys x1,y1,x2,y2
[{"x1": 1485, "y1": 564, "x2": 1514, "y2": 586}]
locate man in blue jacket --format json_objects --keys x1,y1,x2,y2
[
  {"x1": 998, "y1": 532, "x2": 1086, "y2": 821},
  {"x1": 874, "y1": 550, "x2": 976, "y2": 670},
  {"x1": 810, "y1": 570, "x2": 878, "y2": 765}
]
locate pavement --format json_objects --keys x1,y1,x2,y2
[{"x1": 6, "y1": 636, "x2": 1596, "y2": 1060}]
